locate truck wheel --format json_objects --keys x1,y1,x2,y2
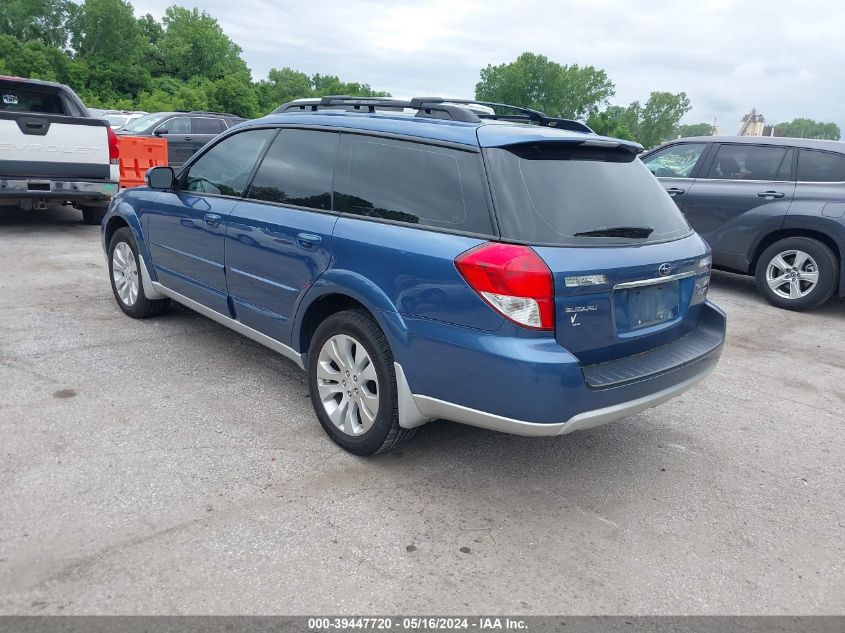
[
  {"x1": 108, "y1": 227, "x2": 170, "y2": 318},
  {"x1": 755, "y1": 237, "x2": 838, "y2": 311},
  {"x1": 307, "y1": 309, "x2": 415, "y2": 455},
  {"x1": 81, "y1": 206, "x2": 107, "y2": 225}
]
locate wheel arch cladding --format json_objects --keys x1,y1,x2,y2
[
  {"x1": 293, "y1": 274, "x2": 408, "y2": 361},
  {"x1": 104, "y1": 214, "x2": 129, "y2": 251},
  {"x1": 104, "y1": 203, "x2": 154, "y2": 272}
]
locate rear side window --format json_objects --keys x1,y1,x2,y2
[
  {"x1": 0, "y1": 88, "x2": 66, "y2": 114},
  {"x1": 157, "y1": 117, "x2": 190, "y2": 134},
  {"x1": 642, "y1": 143, "x2": 708, "y2": 178},
  {"x1": 798, "y1": 150, "x2": 845, "y2": 182},
  {"x1": 486, "y1": 143, "x2": 691, "y2": 246},
  {"x1": 184, "y1": 129, "x2": 276, "y2": 196},
  {"x1": 193, "y1": 117, "x2": 226, "y2": 134},
  {"x1": 335, "y1": 135, "x2": 493, "y2": 234},
  {"x1": 247, "y1": 129, "x2": 338, "y2": 210},
  {"x1": 705, "y1": 145, "x2": 788, "y2": 180}
]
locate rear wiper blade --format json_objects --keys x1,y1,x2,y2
[{"x1": 573, "y1": 226, "x2": 654, "y2": 238}]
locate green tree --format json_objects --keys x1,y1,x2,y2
[
  {"x1": 68, "y1": 0, "x2": 151, "y2": 101},
  {"x1": 0, "y1": 0, "x2": 75, "y2": 48},
  {"x1": 475, "y1": 52, "x2": 614, "y2": 120},
  {"x1": 636, "y1": 91, "x2": 691, "y2": 148},
  {"x1": 255, "y1": 67, "x2": 389, "y2": 114},
  {"x1": 677, "y1": 122, "x2": 714, "y2": 137},
  {"x1": 208, "y1": 76, "x2": 259, "y2": 118},
  {"x1": 587, "y1": 105, "x2": 636, "y2": 140},
  {"x1": 0, "y1": 0, "x2": 389, "y2": 118},
  {"x1": 137, "y1": 13, "x2": 163, "y2": 45},
  {"x1": 587, "y1": 92, "x2": 691, "y2": 147},
  {"x1": 775, "y1": 118, "x2": 840, "y2": 140},
  {"x1": 158, "y1": 6, "x2": 250, "y2": 82},
  {"x1": 255, "y1": 67, "x2": 313, "y2": 112},
  {"x1": 0, "y1": 33, "x2": 70, "y2": 80}
]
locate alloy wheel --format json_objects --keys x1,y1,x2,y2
[
  {"x1": 316, "y1": 334, "x2": 380, "y2": 436},
  {"x1": 111, "y1": 241, "x2": 139, "y2": 306},
  {"x1": 765, "y1": 249, "x2": 819, "y2": 300}
]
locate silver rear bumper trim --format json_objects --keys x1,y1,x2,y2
[{"x1": 397, "y1": 361, "x2": 716, "y2": 435}]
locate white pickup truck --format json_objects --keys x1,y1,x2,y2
[{"x1": 0, "y1": 76, "x2": 120, "y2": 224}]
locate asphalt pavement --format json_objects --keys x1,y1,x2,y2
[{"x1": 0, "y1": 204, "x2": 843, "y2": 614}]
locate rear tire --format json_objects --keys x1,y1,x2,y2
[
  {"x1": 755, "y1": 237, "x2": 838, "y2": 311},
  {"x1": 108, "y1": 227, "x2": 170, "y2": 318},
  {"x1": 81, "y1": 205, "x2": 107, "y2": 225},
  {"x1": 307, "y1": 309, "x2": 415, "y2": 455}
]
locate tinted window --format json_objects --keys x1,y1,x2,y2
[
  {"x1": 0, "y1": 87, "x2": 65, "y2": 114},
  {"x1": 776, "y1": 149, "x2": 795, "y2": 181},
  {"x1": 247, "y1": 129, "x2": 338, "y2": 210},
  {"x1": 642, "y1": 143, "x2": 707, "y2": 178},
  {"x1": 184, "y1": 129, "x2": 276, "y2": 196},
  {"x1": 121, "y1": 112, "x2": 168, "y2": 133},
  {"x1": 798, "y1": 150, "x2": 845, "y2": 182},
  {"x1": 193, "y1": 117, "x2": 226, "y2": 134},
  {"x1": 486, "y1": 143, "x2": 691, "y2": 246},
  {"x1": 705, "y1": 145, "x2": 788, "y2": 180},
  {"x1": 157, "y1": 116, "x2": 190, "y2": 134},
  {"x1": 335, "y1": 136, "x2": 493, "y2": 234}
]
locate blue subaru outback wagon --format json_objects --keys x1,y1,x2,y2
[{"x1": 101, "y1": 96, "x2": 726, "y2": 455}]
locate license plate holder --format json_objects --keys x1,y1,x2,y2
[{"x1": 614, "y1": 281, "x2": 680, "y2": 332}]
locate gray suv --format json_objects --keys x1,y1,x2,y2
[
  {"x1": 642, "y1": 136, "x2": 845, "y2": 311},
  {"x1": 117, "y1": 111, "x2": 245, "y2": 168}
]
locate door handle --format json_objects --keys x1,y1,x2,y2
[
  {"x1": 666, "y1": 187, "x2": 685, "y2": 196},
  {"x1": 184, "y1": 136, "x2": 193, "y2": 141},
  {"x1": 296, "y1": 232, "x2": 321, "y2": 249},
  {"x1": 757, "y1": 191, "x2": 785, "y2": 199},
  {"x1": 203, "y1": 213, "x2": 222, "y2": 228}
]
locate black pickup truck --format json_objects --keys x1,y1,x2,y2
[{"x1": 0, "y1": 76, "x2": 119, "y2": 224}]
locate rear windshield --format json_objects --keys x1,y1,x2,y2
[
  {"x1": 0, "y1": 87, "x2": 66, "y2": 114},
  {"x1": 121, "y1": 112, "x2": 168, "y2": 133},
  {"x1": 103, "y1": 114, "x2": 130, "y2": 127},
  {"x1": 485, "y1": 143, "x2": 692, "y2": 245}
]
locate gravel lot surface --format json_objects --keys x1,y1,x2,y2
[{"x1": 1, "y1": 204, "x2": 843, "y2": 614}]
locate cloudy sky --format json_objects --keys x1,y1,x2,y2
[{"x1": 133, "y1": 0, "x2": 845, "y2": 133}]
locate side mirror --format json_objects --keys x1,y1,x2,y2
[
  {"x1": 146, "y1": 166, "x2": 175, "y2": 190},
  {"x1": 154, "y1": 128, "x2": 167, "y2": 136}
]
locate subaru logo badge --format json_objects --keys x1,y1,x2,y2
[{"x1": 658, "y1": 263, "x2": 672, "y2": 276}]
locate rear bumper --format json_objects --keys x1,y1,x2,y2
[
  {"x1": 402, "y1": 352, "x2": 718, "y2": 435},
  {"x1": 395, "y1": 301, "x2": 726, "y2": 434},
  {"x1": 0, "y1": 177, "x2": 119, "y2": 200}
]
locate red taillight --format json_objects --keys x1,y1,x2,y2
[
  {"x1": 455, "y1": 242, "x2": 554, "y2": 330},
  {"x1": 107, "y1": 126, "x2": 119, "y2": 163}
]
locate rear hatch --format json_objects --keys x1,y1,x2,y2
[
  {"x1": 483, "y1": 136, "x2": 711, "y2": 365},
  {"x1": 0, "y1": 79, "x2": 111, "y2": 180}
]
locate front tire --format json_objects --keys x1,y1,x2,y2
[
  {"x1": 755, "y1": 237, "x2": 838, "y2": 311},
  {"x1": 108, "y1": 227, "x2": 170, "y2": 318},
  {"x1": 307, "y1": 309, "x2": 414, "y2": 455}
]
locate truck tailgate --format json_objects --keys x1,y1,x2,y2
[{"x1": 0, "y1": 112, "x2": 111, "y2": 180}]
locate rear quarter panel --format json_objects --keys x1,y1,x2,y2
[
  {"x1": 783, "y1": 182, "x2": 845, "y2": 295},
  {"x1": 293, "y1": 217, "x2": 503, "y2": 369}
]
